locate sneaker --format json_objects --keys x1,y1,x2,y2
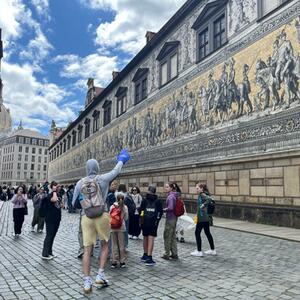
[
  {"x1": 95, "y1": 273, "x2": 109, "y2": 286},
  {"x1": 31, "y1": 227, "x2": 35, "y2": 232},
  {"x1": 132, "y1": 236, "x2": 138, "y2": 240},
  {"x1": 110, "y1": 263, "x2": 117, "y2": 269},
  {"x1": 204, "y1": 249, "x2": 217, "y2": 255},
  {"x1": 161, "y1": 254, "x2": 170, "y2": 260},
  {"x1": 38, "y1": 230, "x2": 43, "y2": 233},
  {"x1": 145, "y1": 258, "x2": 156, "y2": 266},
  {"x1": 77, "y1": 252, "x2": 84, "y2": 259},
  {"x1": 120, "y1": 262, "x2": 126, "y2": 268},
  {"x1": 179, "y1": 237, "x2": 185, "y2": 243},
  {"x1": 41, "y1": 255, "x2": 53, "y2": 260},
  {"x1": 83, "y1": 277, "x2": 92, "y2": 294},
  {"x1": 141, "y1": 254, "x2": 148, "y2": 262},
  {"x1": 129, "y1": 235, "x2": 133, "y2": 239},
  {"x1": 14, "y1": 234, "x2": 20, "y2": 239},
  {"x1": 191, "y1": 250, "x2": 203, "y2": 257},
  {"x1": 49, "y1": 254, "x2": 56, "y2": 259}
]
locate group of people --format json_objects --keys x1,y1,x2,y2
[{"x1": 9, "y1": 149, "x2": 216, "y2": 295}]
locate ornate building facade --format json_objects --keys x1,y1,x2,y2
[{"x1": 49, "y1": 0, "x2": 300, "y2": 228}]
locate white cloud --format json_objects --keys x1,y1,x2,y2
[
  {"x1": 0, "y1": 0, "x2": 26, "y2": 39},
  {"x1": 20, "y1": 27, "x2": 53, "y2": 62},
  {"x1": 80, "y1": 0, "x2": 185, "y2": 55},
  {"x1": 2, "y1": 61, "x2": 79, "y2": 131},
  {"x1": 53, "y1": 53, "x2": 118, "y2": 88},
  {"x1": 31, "y1": 0, "x2": 50, "y2": 20}
]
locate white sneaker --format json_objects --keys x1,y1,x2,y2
[
  {"x1": 41, "y1": 255, "x2": 53, "y2": 260},
  {"x1": 204, "y1": 249, "x2": 217, "y2": 255},
  {"x1": 83, "y1": 277, "x2": 93, "y2": 294},
  {"x1": 95, "y1": 273, "x2": 109, "y2": 286},
  {"x1": 191, "y1": 250, "x2": 203, "y2": 257},
  {"x1": 31, "y1": 227, "x2": 35, "y2": 232},
  {"x1": 132, "y1": 236, "x2": 138, "y2": 240},
  {"x1": 129, "y1": 235, "x2": 133, "y2": 239}
]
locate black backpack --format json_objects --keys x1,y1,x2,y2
[
  {"x1": 143, "y1": 200, "x2": 158, "y2": 227},
  {"x1": 207, "y1": 197, "x2": 215, "y2": 215}
]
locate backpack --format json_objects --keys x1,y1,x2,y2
[
  {"x1": 174, "y1": 196, "x2": 185, "y2": 217},
  {"x1": 143, "y1": 200, "x2": 158, "y2": 227},
  {"x1": 80, "y1": 177, "x2": 105, "y2": 218},
  {"x1": 207, "y1": 197, "x2": 215, "y2": 215},
  {"x1": 110, "y1": 205, "x2": 122, "y2": 229}
]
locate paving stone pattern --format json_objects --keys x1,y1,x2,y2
[{"x1": 0, "y1": 201, "x2": 300, "y2": 300}]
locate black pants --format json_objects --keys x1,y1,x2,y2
[
  {"x1": 13, "y1": 208, "x2": 25, "y2": 234},
  {"x1": 195, "y1": 222, "x2": 215, "y2": 251},
  {"x1": 128, "y1": 214, "x2": 141, "y2": 237},
  {"x1": 42, "y1": 219, "x2": 60, "y2": 257}
]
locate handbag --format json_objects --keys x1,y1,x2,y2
[{"x1": 24, "y1": 203, "x2": 28, "y2": 215}]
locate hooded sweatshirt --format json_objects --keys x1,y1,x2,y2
[
  {"x1": 165, "y1": 191, "x2": 177, "y2": 220},
  {"x1": 72, "y1": 159, "x2": 123, "y2": 215}
]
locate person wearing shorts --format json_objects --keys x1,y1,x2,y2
[
  {"x1": 140, "y1": 186, "x2": 163, "y2": 266},
  {"x1": 72, "y1": 149, "x2": 130, "y2": 294}
]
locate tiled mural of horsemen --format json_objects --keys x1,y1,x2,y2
[{"x1": 71, "y1": 22, "x2": 300, "y2": 163}]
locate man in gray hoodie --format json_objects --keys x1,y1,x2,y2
[{"x1": 72, "y1": 149, "x2": 130, "y2": 293}]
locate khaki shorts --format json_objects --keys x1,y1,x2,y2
[{"x1": 81, "y1": 212, "x2": 110, "y2": 247}]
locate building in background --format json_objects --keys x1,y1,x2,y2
[
  {"x1": 0, "y1": 122, "x2": 49, "y2": 187},
  {"x1": 49, "y1": 0, "x2": 300, "y2": 228}
]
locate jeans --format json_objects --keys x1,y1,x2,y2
[
  {"x1": 42, "y1": 219, "x2": 60, "y2": 256},
  {"x1": 195, "y1": 222, "x2": 215, "y2": 251}
]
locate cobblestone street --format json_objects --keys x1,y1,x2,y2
[{"x1": 0, "y1": 201, "x2": 300, "y2": 300}]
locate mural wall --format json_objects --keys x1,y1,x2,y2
[{"x1": 52, "y1": 18, "x2": 300, "y2": 175}]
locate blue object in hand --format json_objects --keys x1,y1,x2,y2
[{"x1": 117, "y1": 149, "x2": 131, "y2": 164}]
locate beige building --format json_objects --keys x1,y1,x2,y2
[
  {"x1": 0, "y1": 126, "x2": 49, "y2": 187},
  {"x1": 49, "y1": 0, "x2": 300, "y2": 228}
]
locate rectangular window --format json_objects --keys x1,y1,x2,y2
[
  {"x1": 31, "y1": 156, "x2": 35, "y2": 162},
  {"x1": 117, "y1": 95, "x2": 127, "y2": 116},
  {"x1": 32, "y1": 139, "x2": 37, "y2": 145},
  {"x1": 31, "y1": 164, "x2": 34, "y2": 171},
  {"x1": 25, "y1": 155, "x2": 28, "y2": 161},
  {"x1": 44, "y1": 149, "x2": 47, "y2": 155},
  {"x1": 25, "y1": 147, "x2": 29, "y2": 153},
  {"x1": 25, "y1": 138, "x2": 30, "y2": 144},
  {"x1": 18, "y1": 154, "x2": 22, "y2": 161},
  {"x1": 213, "y1": 14, "x2": 226, "y2": 50},
  {"x1": 17, "y1": 163, "x2": 21, "y2": 169},
  {"x1": 85, "y1": 121, "x2": 90, "y2": 139},
  {"x1": 44, "y1": 157, "x2": 47, "y2": 163},
  {"x1": 170, "y1": 53, "x2": 178, "y2": 79},
  {"x1": 135, "y1": 83, "x2": 140, "y2": 104},
  {"x1": 38, "y1": 165, "x2": 41, "y2": 171},
  {"x1": 39, "y1": 148, "x2": 42, "y2": 155},
  {"x1": 103, "y1": 105, "x2": 111, "y2": 126},
  {"x1": 24, "y1": 172, "x2": 27, "y2": 179},
  {"x1": 78, "y1": 127, "x2": 83, "y2": 143},
  {"x1": 198, "y1": 27, "x2": 209, "y2": 61},
  {"x1": 39, "y1": 140, "x2": 43, "y2": 146},
  {"x1": 19, "y1": 146, "x2": 22, "y2": 152},
  {"x1": 43, "y1": 165, "x2": 47, "y2": 171},
  {"x1": 141, "y1": 78, "x2": 147, "y2": 100},
  {"x1": 19, "y1": 137, "x2": 24, "y2": 143},
  {"x1": 24, "y1": 163, "x2": 27, "y2": 170},
  {"x1": 32, "y1": 148, "x2": 36, "y2": 154},
  {"x1": 72, "y1": 131, "x2": 77, "y2": 146},
  {"x1": 30, "y1": 172, "x2": 34, "y2": 179},
  {"x1": 161, "y1": 62, "x2": 168, "y2": 86},
  {"x1": 38, "y1": 156, "x2": 41, "y2": 163}
]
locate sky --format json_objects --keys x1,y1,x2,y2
[{"x1": 0, "y1": 0, "x2": 185, "y2": 136}]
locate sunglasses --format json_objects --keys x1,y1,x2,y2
[{"x1": 132, "y1": 189, "x2": 137, "y2": 191}]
